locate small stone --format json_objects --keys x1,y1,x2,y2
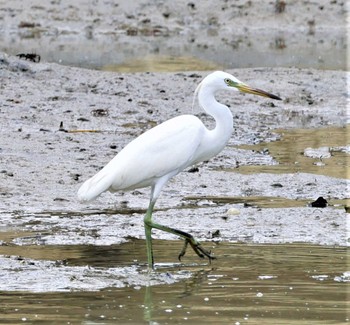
[
  {"x1": 310, "y1": 197, "x2": 327, "y2": 208},
  {"x1": 226, "y1": 208, "x2": 240, "y2": 215}
]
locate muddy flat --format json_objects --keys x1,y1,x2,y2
[{"x1": 0, "y1": 0, "x2": 348, "y2": 323}]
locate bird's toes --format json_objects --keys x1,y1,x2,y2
[
  {"x1": 198, "y1": 246, "x2": 216, "y2": 261},
  {"x1": 178, "y1": 239, "x2": 190, "y2": 261},
  {"x1": 178, "y1": 252, "x2": 185, "y2": 261}
]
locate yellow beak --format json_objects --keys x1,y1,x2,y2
[{"x1": 237, "y1": 83, "x2": 281, "y2": 100}]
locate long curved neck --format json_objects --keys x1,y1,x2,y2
[{"x1": 198, "y1": 85, "x2": 233, "y2": 153}]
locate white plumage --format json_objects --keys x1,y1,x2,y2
[
  {"x1": 77, "y1": 115, "x2": 207, "y2": 201},
  {"x1": 77, "y1": 71, "x2": 281, "y2": 269}
]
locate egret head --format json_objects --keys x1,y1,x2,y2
[{"x1": 200, "y1": 71, "x2": 282, "y2": 100}]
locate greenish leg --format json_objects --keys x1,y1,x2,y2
[
  {"x1": 150, "y1": 222, "x2": 216, "y2": 262},
  {"x1": 144, "y1": 199, "x2": 215, "y2": 270},
  {"x1": 144, "y1": 201, "x2": 156, "y2": 270}
]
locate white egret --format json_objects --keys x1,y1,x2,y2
[{"x1": 78, "y1": 71, "x2": 281, "y2": 269}]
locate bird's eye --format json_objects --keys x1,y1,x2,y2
[{"x1": 224, "y1": 78, "x2": 231, "y2": 85}]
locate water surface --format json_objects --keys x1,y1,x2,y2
[
  {"x1": 0, "y1": 240, "x2": 348, "y2": 324},
  {"x1": 233, "y1": 125, "x2": 349, "y2": 179}
]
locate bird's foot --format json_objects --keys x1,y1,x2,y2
[{"x1": 178, "y1": 238, "x2": 216, "y2": 263}]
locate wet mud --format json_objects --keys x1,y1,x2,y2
[
  {"x1": 0, "y1": 54, "x2": 348, "y2": 325},
  {"x1": 0, "y1": 0, "x2": 346, "y2": 70},
  {"x1": 0, "y1": 0, "x2": 348, "y2": 323}
]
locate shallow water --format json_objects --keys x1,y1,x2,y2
[
  {"x1": 233, "y1": 125, "x2": 349, "y2": 179},
  {"x1": 101, "y1": 55, "x2": 219, "y2": 73},
  {"x1": 2, "y1": 0, "x2": 347, "y2": 71},
  {"x1": 0, "y1": 118, "x2": 348, "y2": 323},
  {"x1": 0, "y1": 47, "x2": 348, "y2": 324},
  {"x1": 0, "y1": 239, "x2": 348, "y2": 324}
]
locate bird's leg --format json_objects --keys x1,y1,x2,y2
[
  {"x1": 176, "y1": 232, "x2": 216, "y2": 262},
  {"x1": 178, "y1": 238, "x2": 210, "y2": 261},
  {"x1": 178, "y1": 239, "x2": 189, "y2": 260},
  {"x1": 144, "y1": 201, "x2": 156, "y2": 270},
  {"x1": 148, "y1": 221, "x2": 216, "y2": 263},
  {"x1": 144, "y1": 195, "x2": 215, "y2": 269}
]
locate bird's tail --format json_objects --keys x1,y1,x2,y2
[{"x1": 77, "y1": 169, "x2": 112, "y2": 202}]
